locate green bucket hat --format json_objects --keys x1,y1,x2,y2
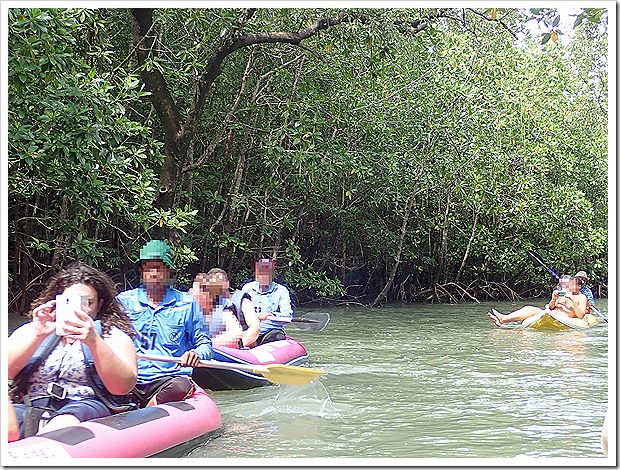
[{"x1": 134, "y1": 239, "x2": 175, "y2": 275}]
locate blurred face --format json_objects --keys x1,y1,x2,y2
[
  {"x1": 568, "y1": 278, "x2": 580, "y2": 294},
  {"x1": 207, "y1": 273, "x2": 229, "y2": 296},
  {"x1": 191, "y1": 282, "x2": 212, "y2": 312},
  {"x1": 140, "y1": 259, "x2": 172, "y2": 288},
  {"x1": 62, "y1": 283, "x2": 101, "y2": 319},
  {"x1": 255, "y1": 263, "x2": 274, "y2": 291},
  {"x1": 560, "y1": 278, "x2": 570, "y2": 290}
]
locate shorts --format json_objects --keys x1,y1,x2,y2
[
  {"x1": 130, "y1": 376, "x2": 195, "y2": 408},
  {"x1": 13, "y1": 396, "x2": 111, "y2": 438},
  {"x1": 256, "y1": 328, "x2": 286, "y2": 345}
]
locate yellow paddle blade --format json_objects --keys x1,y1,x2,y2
[{"x1": 252, "y1": 364, "x2": 325, "y2": 386}]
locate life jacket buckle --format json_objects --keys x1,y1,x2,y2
[{"x1": 47, "y1": 382, "x2": 67, "y2": 400}]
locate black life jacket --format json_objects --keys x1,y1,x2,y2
[
  {"x1": 10, "y1": 320, "x2": 136, "y2": 413},
  {"x1": 229, "y1": 289, "x2": 252, "y2": 331}
]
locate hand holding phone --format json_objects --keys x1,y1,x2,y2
[{"x1": 55, "y1": 294, "x2": 89, "y2": 336}]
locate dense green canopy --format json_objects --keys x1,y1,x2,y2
[{"x1": 8, "y1": 7, "x2": 608, "y2": 311}]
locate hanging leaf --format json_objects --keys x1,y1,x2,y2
[{"x1": 491, "y1": 8, "x2": 497, "y2": 21}]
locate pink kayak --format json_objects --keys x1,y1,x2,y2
[
  {"x1": 7, "y1": 386, "x2": 221, "y2": 459},
  {"x1": 193, "y1": 338, "x2": 309, "y2": 390}
]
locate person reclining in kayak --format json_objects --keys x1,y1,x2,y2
[
  {"x1": 241, "y1": 258, "x2": 294, "y2": 345},
  {"x1": 487, "y1": 276, "x2": 587, "y2": 326},
  {"x1": 8, "y1": 262, "x2": 138, "y2": 438},
  {"x1": 117, "y1": 240, "x2": 213, "y2": 407},
  {"x1": 489, "y1": 275, "x2": 571, "y2": 324}
]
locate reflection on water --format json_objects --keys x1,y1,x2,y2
[{"x1": 190, "y1": 301, "x2": 609, "y2": 460}]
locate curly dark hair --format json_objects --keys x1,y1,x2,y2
[{"x1": 29, "y1": 262, "x2": 135, "y2": 338}]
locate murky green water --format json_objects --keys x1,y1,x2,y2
[{"x1": 188, "y1": 300, "x2": 610, "y2": 461}]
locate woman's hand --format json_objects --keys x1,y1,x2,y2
[
  {"x1": 63, "y1": 309, "x2": 98, "y2": 345},
  {"x1": 32, "y1": 300, "x2": 58, "y2": 338}
]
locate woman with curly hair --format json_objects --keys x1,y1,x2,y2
[{"x1": 8, "y1": 262, "x2": 137, "y2": 439}]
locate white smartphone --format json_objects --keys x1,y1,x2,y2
[{"x1": 55, "y1": 294, "x2": 89, "y2": 336}]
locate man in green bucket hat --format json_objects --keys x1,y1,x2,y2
[
  {"x1": 134, "y1": 239, "x2": 176, "y2": 275},
  {"x1": 117, "y1": 240, "x2": 212, "y2": 407}
]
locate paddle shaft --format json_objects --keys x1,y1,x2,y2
[
  {"x1": 528, "y1": 250, "x2": 607, "y2": 323},
  {"x1": 528, "y1": 250, "x2": 561, "y2": 280},
  {"x1": 138, "y1": 353, "x2": 268, "y2": 374}
]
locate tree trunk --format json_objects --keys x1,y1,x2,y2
[
  {"x1": 370, "y1": 190, "x2": 417, "y2": 307},
  {"x1": 130, "y1": 9, "x2": 186, "y2": 219},
  {"x1": 436, "y1": 193, "x2": 451, "y2": 285},
  {"x1": 455, "y1": 207, "x2": 480, "y2": 282}
]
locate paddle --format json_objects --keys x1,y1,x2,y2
[
  {"x1": 528, "y1": 250, "x2": 561, "y2": 279},
  {"x1": 265, "y1": 312, "x2": 330, "y2": 331},
  {"x1": 527, "y1": 250, "x2": 608, "y2": 323},
  {"x1": 137, "y1": 353, "x2": 325, "y2": 386}
]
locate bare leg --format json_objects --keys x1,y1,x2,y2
[
  {"x1": 8, "y1": 397, "x2": 19, "y2": 442},
  {"x1": 503, "y1": 306, "x2": 544, "y2": 322},
  {"x1": 38, "y1": 414, "x2": 80, "y2": 434},
  {"x1": 488, "y1": 306, "x2": 544, "y2": 326}
]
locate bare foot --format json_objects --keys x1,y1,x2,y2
[{"x1": 487, "y1": 309, "x2": 504, "y2": 327}]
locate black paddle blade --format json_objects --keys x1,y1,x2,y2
[{"x1": 292, "y1": 312, "x2": 330, "y2": 331}]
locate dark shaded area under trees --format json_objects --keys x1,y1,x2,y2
[{"x1": 8, "y1": 7, "x2": 608, "y2": 313}]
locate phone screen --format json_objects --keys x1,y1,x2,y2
[{"x1": 55, "y1": 294, "x2": 88, "y2": 336}]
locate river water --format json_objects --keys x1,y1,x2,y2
[{"x1": 188, "y1": 300, "x2": 611, "y2": 463}]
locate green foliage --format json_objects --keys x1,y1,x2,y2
[
  {"x1": 8, "y1": 8, "x2": 162, "y2": 299},
  {"x1": 8, "y1": 7, "x2": 608, "y2": 308},
  {"x1": 173, "y1": 244, "x2": 200, "y2": 286},
  {"x1": 282, "y1": 240, "x2": 345, "y2": 299}
]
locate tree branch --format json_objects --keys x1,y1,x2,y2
[
  {"x1": 130, "y1": 8, "x2": 184, "y2": 140},
  {"x1": 184, "y1": 11, "x2": 363, "y2": 142},
  {"x1": 182, "y1": 48, "x2": 257, "y2": 174},
  {"x1": 465, "y1": 8, "x2": 518, "y2": 40}
]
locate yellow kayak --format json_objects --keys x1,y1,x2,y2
[{"x1": 521, "y1": 311, "x2": 598, "y2": 330}]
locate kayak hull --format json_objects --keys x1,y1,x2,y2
[
  {"x1": 7, "y1": 386, "x2": 221, "y2": 459},
  {"x1": 521, "y1": 311, "x2": 598, "y2": 330},
  {"x1": 193, "y1": 338, "x2": 308, "y2": 390}
]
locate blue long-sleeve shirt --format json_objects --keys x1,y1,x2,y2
[
  {"x1": 241, "y1": 281, "x2": 293, "y2": 334},
  {"x1": 117, "y1": 286, "x2": 213, "y2": 384}
]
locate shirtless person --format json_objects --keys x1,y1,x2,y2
[{"x1": 487, "y1": 276, "x2": 587, "y2": 326}]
